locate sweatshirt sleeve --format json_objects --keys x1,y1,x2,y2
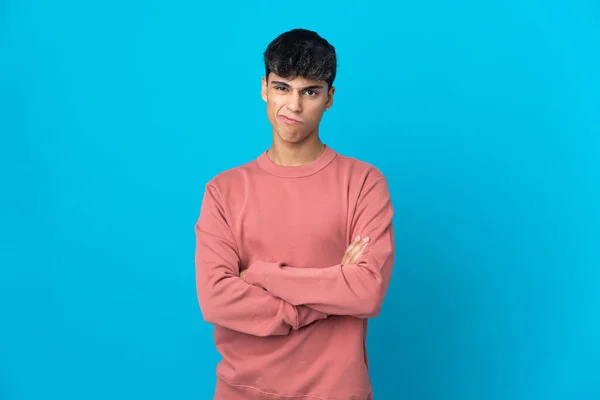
[
  {"x1": 195, "y1": 183, "x2": 328, "y2": 337},
  {"x1": 244, "y1": 175, "x2": 394, "y2": 318}
]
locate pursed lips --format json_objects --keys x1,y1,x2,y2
[{"x1": 280, "y1": 115, "x2": 302, "y2": 124}]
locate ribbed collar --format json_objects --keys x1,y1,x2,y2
[{"x1": 256, "y1": 145, "x2": 338, "y2": 178}]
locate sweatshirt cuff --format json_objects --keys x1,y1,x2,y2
[{"x1": 245, "y1": 260, "x2": 283, "y2": 292}]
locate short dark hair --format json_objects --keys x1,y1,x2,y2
[{"x1": 264, "y1": 29, "x2": 337, "y2": 88}]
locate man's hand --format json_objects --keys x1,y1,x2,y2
[{"x1": 341, "y1": 236, "x2": 370, "y2": 265}]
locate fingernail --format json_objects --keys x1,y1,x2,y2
[
  {"x1": 355, "y1": 236, "x2": 361, "y2": 241},
  {"x1": 363, "y1": 236, "x2": 370, "y2": 243}
]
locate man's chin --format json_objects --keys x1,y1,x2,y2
[{"x1": 275, "y1": 130, "x2": 305, "y2": 144}]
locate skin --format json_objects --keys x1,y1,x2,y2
[
  {"x1": 239, "y1": 72, "x2": 369, "y2": 281},
  {"x1": 261, "y1": 72, "x2": 335, "y2": 167},
  {"x1": 341, "y1": 235, "x2": 371, "y2": 265}
]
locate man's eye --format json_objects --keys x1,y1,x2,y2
[
  {"x1": 275, "y1": 86, "x2": 287, "y2": 91},
  {"x1": 305, "y1": 90, "x2": 318, "y2": 96}
]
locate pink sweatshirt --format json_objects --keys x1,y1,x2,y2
[{"x1": 195, "y1": 145, "x2": 395, "y2": 400}]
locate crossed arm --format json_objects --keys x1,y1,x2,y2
[{"x1": 195, "y1": 176, "x2": 394, "y2": 337}]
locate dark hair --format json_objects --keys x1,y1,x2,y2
[{"x1": 264, "y1": 29, "x2": 337, "y2": 88}]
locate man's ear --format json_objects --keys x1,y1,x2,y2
[
  {"x1": 325, "y1": 86, "x2": 335, "y2": 110},
  {"x1": 261, "y1": 76, "x2": 268, "y2": 102}
]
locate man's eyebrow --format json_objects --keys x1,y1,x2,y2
[{"x1": 271, "y1": 81, "x2": 325, "y2": 91}]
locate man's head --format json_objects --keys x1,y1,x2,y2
[{"x1": 261, "y1": 29, "x2": 336, "y2": 145}]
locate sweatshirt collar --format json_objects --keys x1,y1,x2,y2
[{"x1": 256, "y1": 145, "x2": 338, "y2": 178}]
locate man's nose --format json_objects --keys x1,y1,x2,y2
[{"x1": 286, "y1": 92, "x2": 302, "y2": 112}]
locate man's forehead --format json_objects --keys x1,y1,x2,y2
[{"x1": 268, "y1": 73, "x2": 326, "y2": 87}]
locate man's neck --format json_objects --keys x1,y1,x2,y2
[{"x1": 267, "y1": 136, "x2": 326, "y2": 167}]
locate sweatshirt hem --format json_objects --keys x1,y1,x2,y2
[{"x1": 216, "y1": 374, "x2": 337, "y2": 400}]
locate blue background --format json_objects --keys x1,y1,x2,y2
[{"x1": 2, "y1": 1, "x2": 599, "y2": 399}]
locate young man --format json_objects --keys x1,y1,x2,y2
[{"x1": 195, "y1": 28, "x2": 395, "y2": 400}]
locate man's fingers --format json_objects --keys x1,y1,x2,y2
[
  {"x1": 344, "y1": 236, "x2": 362, "y2": 256},
  {"x1": 342, "y1": 236, "x2": 362, "y2": 264},
  {"x1": 351, "y1": 236, "x2": 370, "y2": 262},
  {"x1": 345, "y1": 236, "x2": 370, "y2": 264}
]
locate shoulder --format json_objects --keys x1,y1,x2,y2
[
  {"x1": 206, "y1": 158, "x2": 255, "y2": 186},
  {"x1": 203, "y1": 158, "x2": 260, "y2": 202},
  {"x1": 334, "y1": 150, "x2": 388, "y2": 185}
]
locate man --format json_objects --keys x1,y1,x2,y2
[{"x1": 195, "y1": 28, "x2": 395, "y2": 400}]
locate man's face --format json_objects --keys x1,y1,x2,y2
[{"x1": 261, "y1": 72, "x2": 334, "y2": 144}]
